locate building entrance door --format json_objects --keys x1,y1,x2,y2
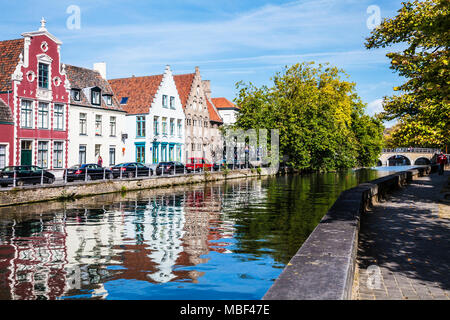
[{"x1": 21, "y1": 141, "x2": 32, "y2": 166}]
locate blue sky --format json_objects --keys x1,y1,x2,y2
[{"x1": 0, "y1": 0, "x2": 405, "y2": 125}]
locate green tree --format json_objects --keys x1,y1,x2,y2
[
  {"x1": 234, "y1": 62, "x2": 384, "y2": 171},
  {"x1": 351, "y1": 100, "x2": 385, "y2": 166},
  {"x1": 365, "y1": 0, "x2": 449, "y2": 148}
]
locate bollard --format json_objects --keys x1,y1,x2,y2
[
  {"x1": 13, "y1": 169, "x2": 16, "y2": 188},
  {"x1": 173, "y1": 163, "x2": 176, "y2": 176},
  {"x1": 85, "y1": 168, "x2": 88, "y2": 182},
  {"x1": 41, "y1": 169, "x2": 44, "y2": 185},
  {"x1": 120, "y1": 167, "x2": 123, "y2": 179},
  {"x1": 135, "y1": 165, "x2": 138, "y2": 178},
  {"x1": 64, "y1": 168, "x2": 68, "y2": 184},
  {"x1": 162, "y1": 165, "x2": 164, "y2": 177},
  {"x1": 103, "y1": 168, "x2": 106, "y2": 180},
  {"x1": 149, "y1": 167, "x2": 152, "y2": 178}
]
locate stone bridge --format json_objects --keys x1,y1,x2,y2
[{"x1": 378, "y1": 148, "x2": 441, "y2": 166}]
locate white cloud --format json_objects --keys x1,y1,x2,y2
[
  {"x1": 367, "y1": 98, "x2": 384, "y2": 116},
  {"x1": 62, "y1": 0, "x2": 373, "y2": 68}
]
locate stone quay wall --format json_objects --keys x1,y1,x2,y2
[
  {"x1": 0, "y1": 168, "x2": 277, "y2": 208},
  {"x1": 263, "y1": 165, "x2": 438, "y2": 300}
]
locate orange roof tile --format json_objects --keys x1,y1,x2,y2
[
  {"x1": 211, "y1": 97, "x2": 239, "y2": 110},
  {"x1": 108, "y1": 75, "x2": 163, "y2": 115},
  {"x1": 206, "y1": 97, "x2": 223, "y2": 123},
  {"x1": 0, "y1": 39, "x2": 24, "y2": 92},
  {"x1": 173, "y1": 73, "x2": 195, "y2": 109}
]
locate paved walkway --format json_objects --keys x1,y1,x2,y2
[{"x1": 354, "y1": 171, "x2": 450, "y2": 300}]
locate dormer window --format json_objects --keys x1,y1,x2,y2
[
  {"x1": 104, "y1": 94, "x2": 112, "y2": 106},
  {"x1": 71, "y1": 89, "x2": 81, "y2": 101},
  {"x1": 91, "y1": 88, "x2": 101, "y2": 105},
  {"x1": 38, "y1": 63, "x2": 49, "y2": 89}
]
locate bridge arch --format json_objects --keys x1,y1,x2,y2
[
  {"x1": 387, "y1": 155, "x2": 411, "y2": 166},
  {"x1": 379, "y1": 148, "x2": 439, "y2": 166},
  {"x1": 414, "y1": 157, "x2": 431, "y2": 165}
]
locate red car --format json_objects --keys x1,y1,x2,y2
[{"x1": 185, "y1": 158, "x2": 213, "y2": 172}]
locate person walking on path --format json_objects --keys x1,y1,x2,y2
[
  {"x1": 97, "y1": 155, "x2": 103, "y2": 167},
  {"x1": 437, "y1": 152, "x2": 448, "y2": 175}
]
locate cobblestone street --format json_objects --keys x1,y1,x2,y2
[{"x1": 355, "y1": 171, "x2": 450, "y2": 300}]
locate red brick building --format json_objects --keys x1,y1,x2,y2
[
  {"x1": 0, "y1": 98, "x2": 14, "y2": 167},
  {"x1": 0, "y1": 19, "x2": 70, "y2": 169}
]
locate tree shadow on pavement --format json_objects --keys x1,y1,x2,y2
[{"x1": 357, "y1": 172, "x2": 450, "y2": 290}]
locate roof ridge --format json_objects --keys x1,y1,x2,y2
[
  {"x1": 173, "y1": 73, "x2": 195, "y2": 76},
  {"x1": 0, "y1": 38, "x2": 24, "y2": 44},
  {"x1": 108, "y1": 74, "x2": 164, "y2": 82}
]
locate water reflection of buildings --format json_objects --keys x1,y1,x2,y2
[
  {"x1": 183, "y1": 186, "x2": 229, "y2": 267},
  {"x1": 118, "y1": 195, "x2": 188, "y2": 284},
  {"x1": 0, "y1": 179, "x2": 268, "y2": 300},
  {"x1": 0, "y1": 214, "x2": 68, "y2": 300}
]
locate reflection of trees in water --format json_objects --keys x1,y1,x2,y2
[
  {"x1": 0, "y1": 171, "x2": 383, "y2": 299},
  {"x1": 225, "y1": 170, "x2": 382, "y2": 265}
]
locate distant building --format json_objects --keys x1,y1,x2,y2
[
  {"x1": 211, "y1": 97, "x2": 240, "y2": 125},
  {"x1": 65, "y1": 63, "x2": 127, "y2": 167},
  {"x1": 173, "y1": 67, "x2": 223, "y2": 162},
  {"x1": 0, "y1": 19, "x2": 70, "y2": 169},
  {"x1": 109, "y1": 65, "x2": 185, "y2": 164}
]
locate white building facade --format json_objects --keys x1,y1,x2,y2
[
  {"x1": 109, "y1": 65, "x2": 185, "y2": 164},
  {"x1": 65, "y1": 64, "x2": 127, "y2": 167}
]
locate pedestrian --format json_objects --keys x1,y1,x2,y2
[
  {"x1": 98, "y1": 155, "x2": 103, "y2": 167},
  {"x1": 437, "y1": 152, "x2": 447, "y2": 175}
]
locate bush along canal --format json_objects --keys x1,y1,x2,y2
[{"x1": 0, "y1": 168, "x2": 399, "y2": 300}]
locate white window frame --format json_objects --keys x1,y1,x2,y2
[
  {"x1": 38, "y1": 102, "x2": 49, "y2": 129},
  {"x1": 54, "y1": 104, "x2": 64, "y2": 130},
  {"x1": 79, "y1": 113, "x2": 87, "y2": 135},
  {"x1": 0, "y1": 144, "x2": 8, "y2": 168},
  {"x1": 37, "y1": 141, "x2": 49, "y2": 168},
  {"x1": 53, "y1": 141, "x2": 64, "y2": 169},
  {"x1": 20, "y1": 100, "x2": 33, "y2": 129}
]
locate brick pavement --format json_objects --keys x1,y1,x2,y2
[{"x1": 354, "y1": 171, "x2": 450, "y2": 300}]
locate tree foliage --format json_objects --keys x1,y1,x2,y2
[
  {"x1": 366, "y1": 0, "x2": 449, "y2": 147},
  {"x1": 233, "y1": 62, "x2": 384, "y2": 172}
]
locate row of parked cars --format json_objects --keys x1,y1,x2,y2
[{"x1": 0, "y1": 158, "x2": 248, "y2": 187}]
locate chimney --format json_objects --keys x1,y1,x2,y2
[
  {"x1": 93, "y1": 62, "x2": 107, "y2": 80},
  {"x1": 202, "y1": 80, "x2": 211, "y2": 100}
]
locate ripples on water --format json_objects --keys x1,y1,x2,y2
[{"x1": 0, "y1": 168, "x2": 398, "y2": 300}]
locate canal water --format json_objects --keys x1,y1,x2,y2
[{"x1": 0, "y1": 167, "x2": 409, "y2": 300}]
